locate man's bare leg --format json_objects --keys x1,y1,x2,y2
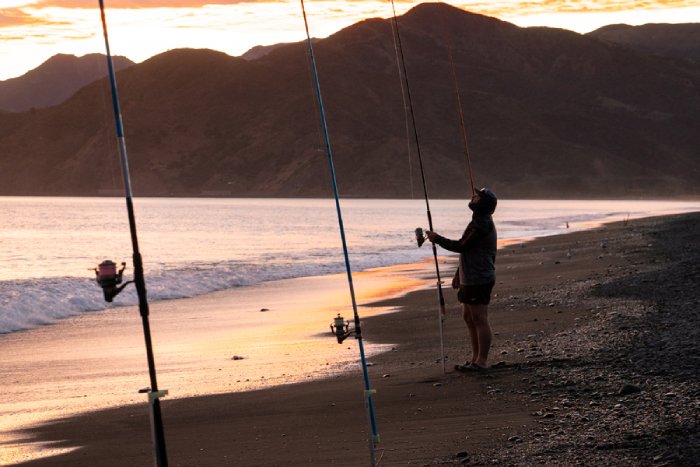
[
  {"x1": 462, "y1": 304, "x2": 479, "y2": 363},
  {"x1": 469, "y1": 303, "x2": 492, "y2": 368}
]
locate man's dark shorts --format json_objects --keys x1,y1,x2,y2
[{"x1": 457, "y1": 281, "x2": 495, "y2": 305}]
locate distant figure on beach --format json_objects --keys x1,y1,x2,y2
[{"x1": 426, "y1": 188, "x2": 498, "y2": 372}]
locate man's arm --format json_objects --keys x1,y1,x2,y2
[
  {"x1": 433, "y1": 228, "x2": 477, "y2": 253},
  {"x1": 426, "y1": 226, "x2": 479, "y2": 254}
]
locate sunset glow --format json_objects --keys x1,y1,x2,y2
[{"x1": 1, "y1": 0, "x2": 699, "y2": 80}]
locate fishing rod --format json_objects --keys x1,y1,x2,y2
[
  {"x1": 299, "y1": 1, "x2": 380, "y2": 465},
  {"x1": 388, "y1": 8, "x2": 415, "y2": 200},
  {"x1": 389, "y1": 0, "x2": 447, "y2": 374},
  {"x1": 95, "y1": 2, "x2": 168, "y2": 465}
]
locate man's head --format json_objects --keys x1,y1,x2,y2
[{"x1": 469, "y1": 187, "x2": 497, "y2": 214}]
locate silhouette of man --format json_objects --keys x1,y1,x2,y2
[{"x1": 426, "y1": 188, "x2": 497, "y2": 371}]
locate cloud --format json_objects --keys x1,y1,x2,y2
[
  {"x1": 19, "y1": 0, "x2": 700, "y2": 13},
  {"x1": 31, "y1": 0, "x2": 273, "y2": 7},
  {"x1": 0, "y1": 8, "x2": 45, "y2": 27},
  {"x1": 458, "y1": 0, "x2": 700, "y2": 16},
  {"x1": 0, "y1": 34, "x2": 28, "y2": 40}
]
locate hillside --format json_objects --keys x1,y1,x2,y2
[
  {"x1": 589, "y1": 23, "x2": 700, "y2": 62},
  {"x1": 0, "y1": 53, "x2": 134, "y2": 113},
  {"x1": 242, "y1": 41, "x2": 306, "y2": 60},
  {"x1": 0, "y1": 3, "x2": 698, "y2": 198}
]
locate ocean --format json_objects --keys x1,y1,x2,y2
[
  {"x1": 1, "y1": 197, "x2": 699, "y2": 463},
  {"x1": 1, "y1": 197, "x2": 697, "y2": 335}
]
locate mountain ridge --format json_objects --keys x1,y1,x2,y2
[
  {"x1": 0, "y1": 53, "x2": 134, "y2": 113},
  {"x1": 588, "y1": 23, "x2": 700, "y2": 62},
  {"x1": 0, "y1": 3, "x2": 697, "y2": 198}
]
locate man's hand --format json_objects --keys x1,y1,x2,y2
[{"x1": 425, "y1": 231, "x2": 439, "y2": 242}]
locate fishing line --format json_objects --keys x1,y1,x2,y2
[
  {"x1": 299, "y1": 2, "x2": 380, "y2": 465},
  {"x1": 93, "y1": 50, "x2": 120, "y2": 193},
  {"x1": 443, "y1": 30, "x2": 476, "y2": 195},
  {"x1": 388, "y1": 0, "x2": 447, "y2": 373},
  {"x1": 97, "y1": 2, "x2": 169, "y2": 465},
  {"x1": 388, "y1": 1, "x2": 415, "y2": 199},
  {"x1": 302, "y1": 38, "x2": 326, "y2": 158}
]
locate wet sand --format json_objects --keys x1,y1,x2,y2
[
  {"x1": 0, "y1": 262, "x2": 429, "y2": 464},
  {"x1": 8, "y1": 212, "x2": 700, "y2": 466}
]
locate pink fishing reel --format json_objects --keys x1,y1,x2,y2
[{"x1": 94, "y1": 259, "x2": 132, "y2": 302}]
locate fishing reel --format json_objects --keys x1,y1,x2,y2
[
  {"x1": 93, "y1": 259, "x2": 133, "y2": 302},
  {"x1": 415, "y1": 227, "x2": 426, "y2": 247},
  {"x1": 330, "y1": 313, "x2": 357, "y2": 344}
]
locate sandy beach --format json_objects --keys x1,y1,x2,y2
[{"x1": 6, "y1": 211, "x2": 700, "y2": 466}]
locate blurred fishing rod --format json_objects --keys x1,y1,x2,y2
[
  {"x1": 443, "y1": 29, "x2": 477, "y2": 195},
  {"x1": 97, "y1": 1, "x2": 168, "y2": 465},
  {"x1": 389, "y1": 0, "x2": 447, "y2": 373},
  {"x1": 299, "y1": 1, "x2": 380, "y2": 466}
]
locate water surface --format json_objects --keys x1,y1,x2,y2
[{"x1": 1, "y1": 197, "x2": 697, "y2": 333}]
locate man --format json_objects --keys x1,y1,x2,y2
[{"x1": 426, "y1": 188, "x2": 497, "y2": 372}]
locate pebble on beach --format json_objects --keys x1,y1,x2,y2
[{"x1": 619, "y1": 383, "x2": 641, "y2": 395}]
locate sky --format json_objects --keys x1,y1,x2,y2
[{"x1": 1, "y1": 1, "x2": 699, "y2": 80}]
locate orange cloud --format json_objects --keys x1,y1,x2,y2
[
  {"x1": 21, "y1": 0, "x2": 700, "y2": 13},
  {"x1": 463, "y1": 0, "x2": 699, "y2": 16},
  {"x1": 0, "y1": 8, "x2": 45, "y2": 27},
  {"x1": 0, "y1": 35, "x2": 27, "y2": 41},
  {"x1": 31, "y1": 0, "x2": 268, "y2": 7}
]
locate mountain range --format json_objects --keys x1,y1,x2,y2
[
  {"x1": 0, "y1": 2, "x2": 698, "y2": 198},
  {"x1": 589, "y1": 23, "x2": 700, "y2": 62},
  {"x1": 0, "y1": 54, "x2": 134, "y2": 113}
]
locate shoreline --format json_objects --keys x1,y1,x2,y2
[
  {"x1": 0, "y1": 259, "x2": 434, "y2": 464},
  {"x1": 7, "y1": 211, "x2": 700, "y2": 465}
]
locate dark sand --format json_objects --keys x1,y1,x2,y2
[{"x1": 13, "y1": 212, "x2": 700, "y2": 466}]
